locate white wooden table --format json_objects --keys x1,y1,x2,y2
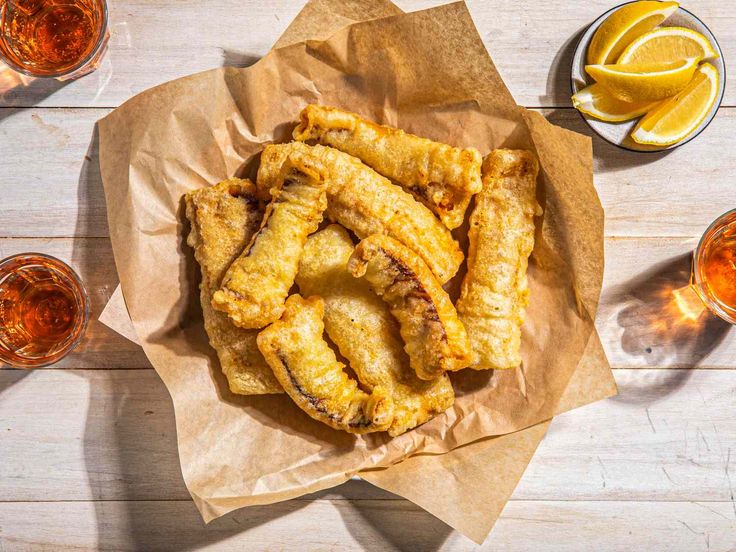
[{"x1": 1, "y1": 1, "x2": 735, "y2": 550}]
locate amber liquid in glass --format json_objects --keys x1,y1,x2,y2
[
  {"x1": 0, "y1": 255, "x2": 88, "y2": 367},
  {"x1": 701, "y1": 224, "x2": 736, "y2": 309},
  {"x1": 0, "y1": 0, "x2": 105, "y2": 76},
  {"x1": 693, "y1": 210, "x2": 736, "y2": 324}
]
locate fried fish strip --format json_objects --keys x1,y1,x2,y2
[
  {"x1": 457, "y1": 149, "x2": 540, "y2": 370},
  {"x1": 256, "y1": 142, "x2": 463, "y2": 283},
  {"x1": 212, "y1": 153, "x2": 327, "y2": 329},
  {"x1": 257, "y1": 295, "x2": 394, "y2": 433},
  {"x1": 293, "y1": 105, "x2": 482, "y2": 229},
  {"x1": 347, "y1": 234, "x2": 471, "y2": 380},
  {"x1": 184, "y1": 178, "x2": 282, "y2": 395},
  {"x1": 297, "y1": 225, "x2": 455, "y2": 436}
]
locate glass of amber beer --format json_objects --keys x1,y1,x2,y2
[
  {"x1": 692, "y1": 209, "x2": 736, "y2": 324},
  {"x1": 0, "y1": 0, "x2": 108, "y2": 80},
  {"x1": 0, "y1": 254, "x2": 89, "y2": 368}
]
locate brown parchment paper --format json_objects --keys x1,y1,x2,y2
[{"x1": 98, "y1": 0, "x2": 616, "y2": 540}]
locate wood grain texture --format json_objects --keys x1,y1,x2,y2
[
  {"x1": 1, "y1": 1, "x2": 735, "y2": 549},
  {"x1": 0, "y1": 1, "x2": 302, "y2": 109},
  {"x1": 0, "y1": 1, "x2": 732, "y2": 109},
  {"x1": 2, "y1": 369, "x2": 735, "y2": 504},
  {"x1": 0, "y1": 499, "x2": 734, "y2": 551},
  {"x1": 461, "y1": 0, "x2": 736, "y2": 109},
  {"x1": 0, "y1": 108, "x2": 111, "y2": 238},
  {"x1": 598, "y1": 237, "x2": 734, "y2": 370},
  {"x1": 1, "y1": 235, "x2": 731, "y2": 370},
  {"x1": 2, "y1": 107, "x2": 734, "y2": 238}
]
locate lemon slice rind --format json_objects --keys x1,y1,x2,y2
[
  {"x1": 585, "y1": 56, "x2": 700, "y2": 102},
  {"x1": 618, "y1": 26, "x2": 719, "y2": 64},
  {"x1": 572, "y1": 84, "x2": 660, "y2": 122},
  {"x1": 631, "y1": 63, "x2": 719, "y2": 146},
  {"x1": 587, "y1": 1, "x2": 680, "y2": 65}
]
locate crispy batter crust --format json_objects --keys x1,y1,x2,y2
[
  {"x1": 457, "y1": 149, "x2": 540, "y2": 370},
  {"x1": 257, "y1": 295, "x2": 394, "y2": 433},
  {"x1": 212, "y1": 153, "x2": 327, "y2": 329},
  {"x1": 347, "y1": 234, "x2": 471, "y2": 380},
  {"x1": 293, "y1": 104, "x2": 482, "y2": 229},
  {"x1": 256, "y1": 142, "x2": 463, "y2": 283},
  {"x1": 297, "y1": 225, "x2": 454, "y2": 436},
  {"x1": 184, "y1": 178, "x2": 282, "y2": 395}
]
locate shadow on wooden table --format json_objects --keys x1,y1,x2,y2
[
  {"x1": 0, "y1": 369, "x2": 29, "y2": 395},
  {"x1": 602, "y1": 252, "x2": 731, "y2": 404},
  {"x1": 221, "y1": 49, "x2": 261, "y2": 68},
  {"x1": 78, "y1": 368, "x2": 306, "y2": 550},
  {"x1": 70, "y1": 124, "x2": 152, "y2": 368},
  {"x1": 0, "y1": 63, "x2": 69, "y2": 117},
  {"x1": 78, "y1": 366, "x2": 453, "y2": 550},
  {"x1": 543, "y1": 24, "x2": 586, "y2": 108},
  {"x1": 338, "y1": 498, "x2": 455, "y2": 551}
]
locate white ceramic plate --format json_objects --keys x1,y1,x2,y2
[{"x1": 571, "y1": 2, "x2": 726, "y2": 152}]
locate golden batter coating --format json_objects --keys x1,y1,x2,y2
[
  {"x1": 184, "y1": 178, "x2": 282, "y2": 395},
  {"x1": 257, "y1": 295, "x2": 394, "y2": 434},
  {"x1": 293, "y1": 104, "x2": 482, "y2": 229},
  {"x1": 256, "y1": 142, "x2": 463, "y2": 283},
  {"x1": 457, "y1": 149, "x2": 541, "y2": 370},
  {"x1": 347, "y1": 234, "x2": 471, "y2": 380},
  {"x1": 212, "y1": 153, "x2": 327, "y2": 329},
  {"x1": 297, "y1": 225, "x2": 454, "y2": 436}
]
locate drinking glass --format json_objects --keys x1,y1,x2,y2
[
  {"x1": 692, "y1": 209, "x2": 736, "y2": 324},
  {"x1": 0, "y1": 0, "x2": 108, "y2": 80},
  {"x1": 0, "y1": 253, "x2": 89, "y2": 368}
]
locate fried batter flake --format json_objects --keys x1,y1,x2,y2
[
  {"x1": 293, "y1": 104, "x2": 482, "y2": 229},
  {"x1": 256, "y1": 142, "x2": 463, "y2": 283},
  {"x1": 184, "y1": 178, "x2": 282, "y2": 395},
  {"x1": 212, "y1": 152, "x2": 327, "y2": 329},
  {"x1": 297, "y1": 225, "x2": 454, "y2": 436},
  {"x1": 257, "y1": 295, "x2": 394, "y2": 434},
  {"x1": 348, "y1": 234, "x2": 471, "y2": 380},
  {"x1": 457, "y1": 149, "x2": 541, "y2": 370}
]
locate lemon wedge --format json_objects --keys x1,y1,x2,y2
[
  {"x1": 618, "y1": 26, "x2": 718, "y2": 64},
  {"x1": 572, "y1": 83, "x2": 660, "y2": 122},
  {"x1": 587, "y1": 1, "x2": 679, "y2": 65},
  {"x1": 585, "y1": 56, "x2": 700, "y2": 102},
  {"x1": 631, "y1": 62, "x2": 719, "y2": 145}
]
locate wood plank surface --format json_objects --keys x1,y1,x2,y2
[
  {"x1": 1, "y1": 235, "x2": 732, "y2": 370},
  {"x1": 2, "y1": 107, "x2": 734, "y2": 239},
  {"x1": 0, "y1": 108, "x2": 111, "y2": 238},
  {"x1": 1, "y1": 1, "x2": 735, "y2": 549},
  {"x1": 0, "y1": 1, "x2": 733, "y2": 109},
  {"x1": 2, "y1": 369, "x2": 735, "y2": 503},
  {"x1": 1, "y1": 499, "x2": 734, "y2": 551},
  {"x1": 597, "y1": 238, "x2": 735, "y2": 370}
]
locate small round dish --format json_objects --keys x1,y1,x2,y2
[{"x1": 571, "y1": 2, "x2": 726, "y2": 153}]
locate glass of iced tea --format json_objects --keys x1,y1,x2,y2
[
  {"x1": 0, "y1": 0, "x2": 108, "y2": 80},
  {"x1": 0, "y1": 253, "x2": 89, "y2": 368},
  {"x1": 692, "y1": 209, "x2": 736, "y2": 324}
]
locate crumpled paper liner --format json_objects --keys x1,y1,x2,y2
[
  {"x1": 97, "y1": 0, "x2": 616, "y2": 543},
  {"x1": 100, "y1": 288, "x2": 612, "y2": 544}
]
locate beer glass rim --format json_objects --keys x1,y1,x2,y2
[
  {"x1": 692, "y1": 208, "x2": 736, "y2": 325},
  {"x1": 0, "y1": 253, "x2": 90, "y2": 368},
  {"x1": 0, "y1": 0, "x2": 109, "y2": 79}
]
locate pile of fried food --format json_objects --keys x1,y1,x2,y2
[{"x1": 184, "y1": 105, "x2": 541, "y2": 437}]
